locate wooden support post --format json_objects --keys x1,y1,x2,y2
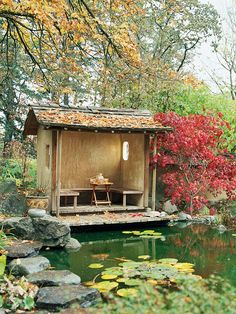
[
  {"x1": 73, "y1": 196, "x2": 77, "y2": 210},
  {"x1": 123, "y1": 194, "x2": 127, "y2": 208},
  {"x1": 56, "y1": 130, "x2": 62, "y2": 217},
  {"x1": 152, "y1": 135, "x2": 157, "y2": 211},
  {"x1": 144, "y1": 135, "x2": 150, "y2": 208},
  {"x1": 51, "y1": 131, "x2": 57, "y2": 214}
]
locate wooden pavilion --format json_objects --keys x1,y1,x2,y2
[{"x1": 24, "y1": 105, "x2": 170, "y2": 217}]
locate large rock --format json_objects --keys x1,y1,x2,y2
[
  {"x1": 5, "y1": 240, "x2": 43, "y2": 258},
  {"x1": 8, "y1": 256, "x2": 50, "y2": 276},
  {"x1": 0, "y1": 180, "x2": 27, "y2": 216},
  {"x1": 64, "y1": 238, "x2": 81, "y2": 252},
  {"x1": 27, "y1": 270, "x2": 81, "y2": 286},
  {"x1": 1, "y1": 217, "x2": 34, "y2": 239},
  {"x1": 163, "y1": 200, "x2": 178, "y2": 215},
  {"x1": 36, "y1": 285, "x2": 100, "y2": 310},
  {"x1": 32, "y1": 216, "x2": 71, "y2": 247},
  {"x1": 1, "y1": 215, "x2": 71, "y2": 248}
]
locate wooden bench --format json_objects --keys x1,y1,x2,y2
[
  {"x1": 110, "y1": 188, "x2": 143, "y2": 208},
  {"x1": 59, "y1": 189, "x2": 80, "y2": 210},
  {"x1": 59, "y1": 187, "x2": 143, "y2": 209}
]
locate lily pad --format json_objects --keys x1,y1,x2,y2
[
  {"x1": 132, "y1": 231, "x2": 142, "y2": 235},
  {"x1": 83, "y1": 281, "x2": 94, "y2": 286},
  {"x1": 122, "y1": 231, "x2": 133, "y2": 234},
  {"x1": 101, "y1": 274, "x2": 118, "y2": 280},
  {"x1": 141, "y1": 230, "x2": 155, "y2": 234},
  {"x1": 138, "y1": 255, "x2": 151, "y2": 260},
  {"x1": 102, "y1": 267, "x2": 123, "y2": 276},
  {"x1": 124, "y1": 279, "x2": 142, "y2": 286},
  {"x1": 88, "y1": 263, "x2": 104, "y2": 269},
  {"x1": 116, "y1": 277, "x2": 127, "y2": 283},
  {"x1": 120, "y1": 261, "x2": 142, "y2": 268},
  {"x1": 92, "y1": 281, "x2": 118, "y2": 292},
  {"x1": 117, "y1": 288, "x2": 138, "y2": 297},
  {"x1": 159, "y1": 258, "x2": 178, "y2": 265},
  {"x1": 174, "y1": 263, "x2": 194, "y2": 269}
]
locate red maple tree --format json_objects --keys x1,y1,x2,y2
[{"x1": 153, "y1": 112, "x2": 236, "y2": 212}]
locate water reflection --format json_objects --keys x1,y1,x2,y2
[{"x1": 42, "y1": 224, "x2": 236, "y2": 285}]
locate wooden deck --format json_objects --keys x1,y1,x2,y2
[
  {"x1": 52, "y1": 205, "x2": 145, "y2": 214},
  {"x1": 56, "y1": 210, "x2": 172, "y2": 227}
]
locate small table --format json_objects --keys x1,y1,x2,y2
[{"x1": 90, "y1": 182, "x2": 113, "y2": 206}]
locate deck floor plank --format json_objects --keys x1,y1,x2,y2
[{"x1": 56, "y1": 211, "x2": 173, "y2": 227}]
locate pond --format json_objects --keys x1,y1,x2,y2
[{"x1": 42, "y1": 223, "x2": 236, "y2": 286}]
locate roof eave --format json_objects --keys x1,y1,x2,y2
[{"x1": 39, "y1": 121, "x2": 172, "y2": 133}]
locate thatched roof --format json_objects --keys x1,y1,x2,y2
[{"x1": 24, "y1": 104, "x2": 171, "y2": 135}]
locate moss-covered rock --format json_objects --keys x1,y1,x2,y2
[{"x1": 0, "y1": 181, "x2": 26, "y2": 216}]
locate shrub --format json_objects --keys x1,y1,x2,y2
[
  {"x1": 153, "y1": 112, "x2": 236, "y2": 212},
  {"x1": 93, "y1": 276, "x2": 236, "y2": 314},
  {"x1": 0, "y1": 275, "x2": 38, "y2": 312},
  {"x1": 0, "y1": 158, "x2": 37, "y2": 188}
]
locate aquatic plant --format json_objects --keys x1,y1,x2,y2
[{"x1": 86, "y1": 256, "x2": 199, "y2": 295}]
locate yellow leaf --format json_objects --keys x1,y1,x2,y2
[
  {"x1": 88, "y1": 263, "x2": 104, "y2": 269},
  {"x1": 101, "y1": 274, "x2": 118, "y2": 280},
  {"x1": 117, "y1": 288, "x2": 138, "y2": 297},
  {"x1": 138, "y1": 255, "x2": 151, "y2": 260}
]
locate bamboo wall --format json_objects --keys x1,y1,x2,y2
[{"x1": 60, "y1": 132, "x2": 122, "y2": 188}]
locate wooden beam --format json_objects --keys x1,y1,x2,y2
[
  {"x1": 51, "y1": 131, "x2": 57, "y2": 214},
  {"x1": 144, "y1": 134, "x2": 150, "y2": 208},
  {"x1": 152, "y1": 135, "x2": 157, "y2": 211},
  {"x1": 56, "y1": 130, "x2": 62, "y2": 217}
]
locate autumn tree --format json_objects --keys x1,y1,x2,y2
[
  {"x1": 0, "y1": 0, "x2": 143, "y2": 151},
  {"x1": 0, "y1": 1, "x2": 140, "y2": 81},
  {"x1": 153, "y1": 112, "x2": 236, "y2": 212},
  {"x1": 212, "y1": 0, "x2": 236, "y2": 100},
  {"x1": 94, "y1": 0, "x2": 220, "y2": 110},
  {"x1": 0, "y1": 32, "x2": 44, "y2": 157}
]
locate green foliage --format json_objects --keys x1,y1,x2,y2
[
  {"x1": 94, "y1": 276, "x2": 236, "y2": 314},
  {"x1": 0, "y1": 255, "x2": 6, "y2": 277},
  {"x1": 0, "y1": 230, "x2": 11, "y2": 278},
  {"x1": 0, "y1": 229, "x2": 9, "y2": 252},
  {"x1": 0, "y1": 158, "x2": 37, "y2": 188}
]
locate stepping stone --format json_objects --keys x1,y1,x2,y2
[
  {"x1": 5, "y1": 240, "x2": 43, "y2": 258},
  {"x1": 8, "y1": 256, "x2": 50, "y2": 276},
  {"x1": 36, "y1": 285, "x2": 100, "y2": 310},
  {"x1": 27, "y1": 270, "x2": 81, "y2": 286}
]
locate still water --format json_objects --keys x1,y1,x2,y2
[{"x1": 42, "y1": 223, "x2": 236, "y2": 286}]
